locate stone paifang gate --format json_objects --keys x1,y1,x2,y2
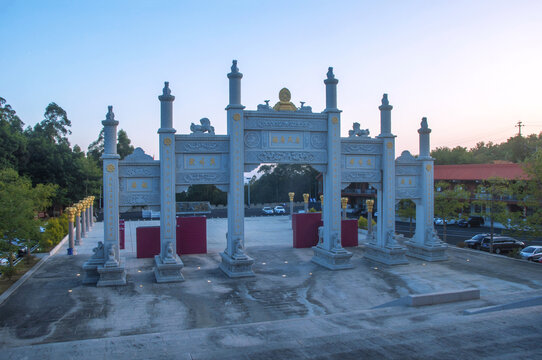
[{"x1": 83, "y1": 61, "x2": 447, "y2": 286}]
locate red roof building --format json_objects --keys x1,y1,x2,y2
[{"x1": 434, "y1": 163, "x2": 529, "y2": 181}]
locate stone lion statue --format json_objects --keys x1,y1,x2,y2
[
  {"x1": 349, "y1": 122, "x2": 370, "y2": 137},
  {"x1": 190, "y1": 118, "x2": 215, "y2": 135}
]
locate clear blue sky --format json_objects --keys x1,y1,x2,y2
[{"x1": 1, "y1": 0, "x2": 541, "y2": 159}]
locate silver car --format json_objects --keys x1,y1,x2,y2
[{"x1": 519, "y1": 246, "x2": 542, "y2": 261}]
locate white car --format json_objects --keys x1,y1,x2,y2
[
  {"x1": 262, "y1": 207, "x2": 274, "y2": 215},
  {"x1": 273, "y1": 206, "x2": 286, "y2": 214},
  {"x1": 519, "y1": 246, "x2": 542, "y2": 261}
]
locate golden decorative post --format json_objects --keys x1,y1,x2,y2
[
  {"x1": 74, "y1": 202, "x2": 83, "y2": 245},
  {"x1": 303, "y1": 193, "x2": 310, "y2": 212},
  {"x1": 66, "y1": 207, "x2": 76, "y2": 255},
  {"x1": 366, "y1": 199, "x2": 375, "y2": 236},
  {"x1": 84, "y1": 197, "x2": 91, "y2": 230},
  {"x1": 288, "y1": 192, "x2": 295, "y2": 221},
  {"x1": 89, "y1": 196, "x2": 95, "y2": 226},
  {"x1": 341, "y1": 197, "x2": 348, "y2": 220}
]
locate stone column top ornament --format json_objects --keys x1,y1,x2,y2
[
  {"x1": 228, "y1": 60, "x2": 242, "y2": 79},
  {"x1": 303, "y1": 193, "x2": 310, "y2": 203},
  {"x1": 341, "y1": 197, "x2": 348, "y2": 209},
  {"x1": 159, "y1": 81, "x2": 175, "y2": 102},
  {"x1": 325, "y1": 67, "x2": 337, "y2": 82},
  {"x1": 418, "y1": 117, "x2": 431, "y2": 134},
  {"x1": 102, "y1": 106, "x2": 119, "y2": 126},
  {"x1": 379, "y1": 94, "x2": 393, "y2": 111}
]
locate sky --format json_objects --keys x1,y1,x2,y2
[{"x1": 1, "y1": 0, "x2": 541, "y2": 160}]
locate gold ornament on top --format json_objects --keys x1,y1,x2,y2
[
  {"x1": 303, "y1": 193, "x2": 310, "y2": 203},
  {"x1": 288, "y1": 192, "x2": 295, "y2": 202},
  {"x1": 273, "y1": 88, "x2": 297, "y2": 111}
]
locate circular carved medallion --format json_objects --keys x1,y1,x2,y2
[
  {"x1": 279, "y1": 88, "x2": 291, "y2": 102},
  {"x1": 244, "y1": 132, "x2": 260, "y2": 148},
  {"x1": 426, "y1": 164, "x2": 432, "y2": 171},
  {"x1": 386, "y1": 142, "x2": 393, "y2": 149},
  {"x1": 233, "y1": 113, "x2": 241, "y2": 121},
  {"x1": 106, "y1": 164, "x2": 115, "y2": 172},
  {"x1": 332, "y1": 117, "x2": 338, "y2": 124},
  {"x1": 310, "y1": 133, "x2": 326, "y2": 149},
  {"x1": 164, "y1": 138, "x2": 172, "y2": 146}
]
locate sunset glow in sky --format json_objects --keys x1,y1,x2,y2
[{"x1": 1, "y1": 0, "x2": 541, "y2": 159}]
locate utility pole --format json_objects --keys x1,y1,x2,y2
[{"x1": 516, "y1": 121, "x2": 523, "y2": 136}]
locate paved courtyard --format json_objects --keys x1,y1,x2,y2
[{"x1": 1, "y1": 216, "x2": 541, "y2": 359}]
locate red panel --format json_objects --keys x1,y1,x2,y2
[
  {"x1": 119, "y1": 219, "x2": 125, "y2": 250},
  {"x1": 136, "y1": 226, "x2": 160, "y2": 258},
  {"x1": 292, "y1": 213, "x2": 322, "y2": 248},
  {"x1": 341, "y1": 219, "x2": 358, "y2": 247},
  {"x1": 176, "y1": 216, "x2": 207, "y2": 254}
]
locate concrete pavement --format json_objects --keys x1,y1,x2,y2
[{"x1": 1, "y1": 216, "x2": 541, "y2": 359}]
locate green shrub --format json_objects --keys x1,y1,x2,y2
[
  {"x1": 40, "y1": 217, "x2": 67, "y2": 251},
  {"x1": 58, "y1": 214, "x2": 69, "y2": 235},
  {"x1": 358, "y1": 216, "x2": 376, "y2": 230},
  {"x1": 309, "y1": 207, "x2": 317, "y2": 213},
  {"x1": 1, "y1": 265, "x2": 17, "y2": 281}
]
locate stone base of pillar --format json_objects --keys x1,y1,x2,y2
[
  {"x1": 154, "y1": 255, "x2": 184, "y2": 283},
  {"x1": 364, "y1": 242, "x2": 409, "y2": 265},
  {"x1": 219, "y1": 252, "x2": 255, "y2": 278},
  {"x1": 75, "y1": 239, "x2": 83, "y2": 246},
  {"x1": 82, "y1": 258, "x2": 104, "y2": 284},
  {"x1": 311, "y1": 245, "x2": 353, "y2": 270},
  {"x1": 405, "y1": 240, "x2": 448, "y2": 262},
  {"x1": 97, "y1": 262, "x2": 127, "y2": 287}
]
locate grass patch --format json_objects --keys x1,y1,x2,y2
[{"x1": 0, "y1": 256, "x2": 41, "y2": 296}]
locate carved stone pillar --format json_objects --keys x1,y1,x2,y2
[
  {"x1": 219, "y1": 60, "x2": 254, "y2": 277},
  {"x1": 154, "y1": 82, "x2": 184, "y2": 283},
  {"x1": 80, "y1": 201, "x2": 87, "y2": 238},
  {"x1": 89, "y1": 196, "x2": 94, "y2": 226},
  {"x1": 406, "y1": 118, "x2": 447, "y2": 261},
  {"x1": 364, "y1": 94, "x2": 408, "y2": 265},
  {"x1": 66, "y1": 207, "x2": 75, "y2": 255},
  {"x1": 75, "y1": 204, "x2": 82, "y2": 246},
  {"x1": 83, "y1": 106, "x2": 126, "y2": 286},
  {"x1": 85, "y1": 198, "x2": 91, "y2": 230},
  {"x1": 311, "y1": 67, "x2": 353, "y2": 270}
]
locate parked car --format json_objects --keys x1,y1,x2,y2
[
  {"x1": 434, "y1": 217, "x2": 457, "y2": 225},
  {"x1": 464, "y1": 233, "x2": 491, "y2": 249},
  {"x1": 457, "y1": 216, "x2": 485, "y2": 228},
  {"x1": 479, "y1": 236, "x2": 525, "y2": 254},
  {"x1": 273, "y1": 206, "x2": 286, "y2": 214},
  {"x1": 262, "y1": 207, "x2": 274, "y2": 215},
  {"x1": 519, "y1": 246, "x2": 542, "y2": 261}
]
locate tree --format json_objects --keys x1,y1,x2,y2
[
  {"x1": 434, "y1": 182, "x2": 470, "y2": 242},
  {"x1": 0, "y1": 169, "x2": 56, "y2": 266},
  {"x1": 474, "y1": 177, "x2": 510, "y2": 253},
  {"x1": 34, "y1": 102, "x2": 72, "y2": 145},
  {"x1": 0, "y1": 97, "x2": 27, "y2": 171},
  {"x1": 397, "y1": 199, "x2": 416, "y2": 237},
  {"x1": 117, "y1": 129, "x2": 134, "y2": 160},
  {"x1": 511, "y1": 149, "x2": 542, "y2": 240},
  {"x1": 87, "y1": 128, "x2": 134, "y2": 163}
]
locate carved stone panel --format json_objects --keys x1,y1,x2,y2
[
  {"x1": 245, "y1": 150, "x2": 327, "y2": 164},
  {"x1": 341, "y1": 170, "x2": 381, "y2": 183}
]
